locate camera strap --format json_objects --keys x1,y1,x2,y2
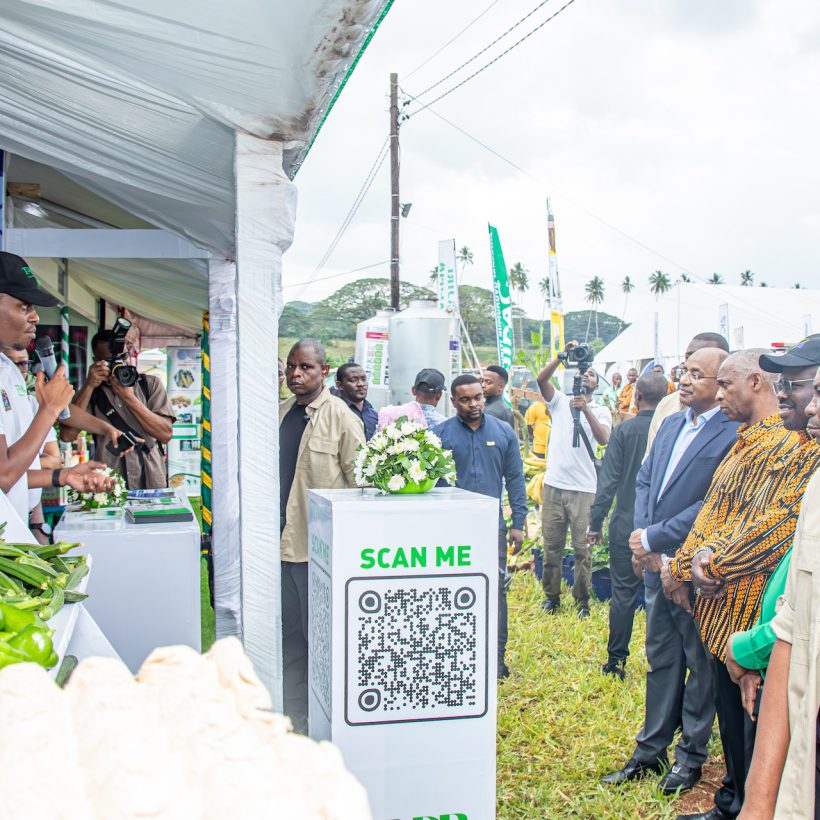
[{"x1": 577, "y1": 422, "x2": 597, "y2": 463}]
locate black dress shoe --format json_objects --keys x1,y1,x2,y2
[
  {"x1": 541, "y1": 598, "x2": 560, "y2": 615},
  {"x1": 498, "y1": 662, "x2": 510, "y2": 680},
  {"x1": 577, "y1": 604, "x2": 591, "y2": 619},
  {"x1": 601, "y1": 756, "x2": 666, "y2": 786},
  {"x1": 659, "y1": 762, "x2": 702, "y2": 794},
  {"x1": 676, "y1": 806, "x2": 734, "y2": 820},
  {"x1": 601, "y1": 659, "x2": 626, "y2": 680}
]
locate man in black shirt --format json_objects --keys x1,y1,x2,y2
[
  {"x1": 279, "y1": 403, "x2": 309, "y2": 533},
  {"x1": 336, "y1": 362, "x2": 378, "y2": 440},
  {"x1": 588, "y1": 372, "x2": 668, "y2": 680},
  {"x1": 482, "y1": 365, "x2": 515, "y2": 428}
]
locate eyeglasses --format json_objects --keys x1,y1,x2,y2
[
  {"x1": 774, "y1": 377, "x2": 815, "y2": 394},
  {"x1": 13, "y1": 361, "x2": 32, "y2": 371},
  {"x1": 675, "y1": 367, "x2": 717, "y2": 381}
]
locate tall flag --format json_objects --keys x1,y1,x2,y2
[
  {"x1": 437, "y1": 239, "x2": 459, "y2": 314},
  {"x1": 488, "y1": 224, "x2": 513, "y2": 404},
  {"x1": 546, "y1": 197, "x2": 565, "y2": 358}
]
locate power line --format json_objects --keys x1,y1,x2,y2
[
  {"x1": 410, "y1": 0, "x2": 557, "y2": 101},
  {"x1": 403, "y1": 0, "x2": 504, "y2": 81},
  {"x1": 292, "y1": 138, "x2": 389, "y2": 300},
  {"x1": 283, "y1": 260, "x2": 390, "y2": 291},
  {"x1": 404, "y1": 0, "x2": 578, "y2": 119}
]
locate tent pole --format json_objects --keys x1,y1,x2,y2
[{"x1": 232, "y1": 133, "x2": 296, "y2": 706}]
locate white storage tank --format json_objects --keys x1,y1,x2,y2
[
  {"x1": 354, "y1": 309, "x2": 393, "y2": 411},
  {"x1": 388, "y1": 300, "x2": 461, "y2": 417}
]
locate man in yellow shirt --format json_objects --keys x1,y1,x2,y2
[{"x1": 524, "y1": 400, "x2": 551, "y2": 459}]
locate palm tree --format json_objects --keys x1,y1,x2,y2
[
  {"x1": 795, "y1": 282, "x2": 802, "y2": 289},
  {"x1": 760, "y1": 281, "x2": 768, "y2": 287},
  {"x1": 620, "y1": 275, "x2": 634, "y2": 330},
  {"x1": 648, "y1": 270, "x2": 672, "y2": 299},
  {"x1": 707, "y1": 273, "x2": 724, "y2": 284},
  {"x1": 457, "y1": 245, "x2": 473, "y2": 284},
  {"x1": 679, "y1": 273, "x2": 692, "y2": 283},
  {"x1": 428, "y1": 264, "x2": 439, "y2": 285},
  {"x1": 509, "y1": 262, "x2": 529, "y2": 350},
  {"x1": 584, "y1": 276, "x2": 605, "y2": 341},
  {"x1": 740, "y1": 269, "x2": 754, "y2": 287}
]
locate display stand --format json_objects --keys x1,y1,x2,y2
[
  {"x1": 308, "y1": 487, "x2": 498, "y2": 820},
  {"x1": 54, "y1": 491, "x2": 201, "y2": 672}
]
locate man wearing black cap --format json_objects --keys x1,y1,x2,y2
[
  {"x1": 411, "y1": 367, "x2": 446, "y2": 428},
  {"x1": 0, "y1": 252, "x2": 113, "y2": 524}
]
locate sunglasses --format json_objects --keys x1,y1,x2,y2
[{"x1": 774, "y1": 377, "x2": 815, "y2": 394}]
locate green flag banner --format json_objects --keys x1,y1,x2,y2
[{"x1": 488, "y1": 224, "x2": 513, "y2": 402}]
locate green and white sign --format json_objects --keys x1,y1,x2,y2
[
  {"x1": 308, "y1": 488, "x2": 498, "y2": 820},
  {"x1": 488, "y1": 225, "x2": 513, "y2": 404}
]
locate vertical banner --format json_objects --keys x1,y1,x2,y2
[
  {"x1": 653, "y1": 311, "x2": 661, "y2": 365},
  {"x1": 546, "y1": 197, "x2": 564, "y2": 359},
  {"x1": 167, "y1": 345, "x2": 203, "y2": 496},
  {"x1": 803, "y1": 314, "x2": 813, "y2": 337},
  {"x1": 718, "y1": 303, "x2": 730, "y2": 342},
  {"x1": 488, "y1": 224, "x2": 513, "y2": 403},
  {"x1": 437, "y1": 239, "x2": 459, "y2": 314},
  {"x1": 0, "y1": 150, "x2": 5, "y2": 252},
  {"x1": 201, "y1": 313, "x2": 212, "y2": 536}
]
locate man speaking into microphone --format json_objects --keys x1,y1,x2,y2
[{"x1": 0, "y1": 252, "x2": 114, "y2": 524}]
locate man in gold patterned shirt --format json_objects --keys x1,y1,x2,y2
[{"x1": 665, "y1": 347, "x2": 820, "y2": 820}]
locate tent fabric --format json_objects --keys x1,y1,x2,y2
[
  {"x1": 596, "y1": 282, "x2": 820, "y2": 371},
  {"x1": 0, "y1": 0, "x2": 389, "y2": 256}
]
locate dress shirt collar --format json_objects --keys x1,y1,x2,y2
[
  {"x1": 456, "y1": 413, "x2": 486, "y2": 431},
  {"x1": 684, "y1": 404, "x2": 720, "y2": 429},
  {"x1": 736, "y1": 413, "x2": 784, "y2": 447}
]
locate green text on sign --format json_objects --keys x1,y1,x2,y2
[{"x1": 360, "y1": 545, "x2": 472, "y2": 570}]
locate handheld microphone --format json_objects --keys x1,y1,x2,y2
[{"x1": 34, "y1": 337, "x2": 70, "y2": 421}]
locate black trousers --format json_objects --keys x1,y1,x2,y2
[
  {"x1": 607, "y1": 541, "x2": 643, "y2": 663},
  {"x1": 281, "y1": 560, "x2": 309, "y2": 735},
  {"x1": 712, "y1": 659, "x2": 757, "y2": 816}
]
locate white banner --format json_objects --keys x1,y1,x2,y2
[
  {"x1": 437, "y1": 239, "x2": 459, "y2": 314},
  {"x1": 718, "y1": 303, "x2": 730, "y2": 342}
]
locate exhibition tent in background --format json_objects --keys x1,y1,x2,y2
[{"x1": 0, "y1": 0, "x2": 393, "y2": 702}]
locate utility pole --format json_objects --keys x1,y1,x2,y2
[{"x1": 389, "y1": 72, "x2": 400, "y2": 310}]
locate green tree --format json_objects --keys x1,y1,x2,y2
[
  {"x1": 679, "y1": 273, "x2": 692, "y2": 283},
  {"x1": 509, "y1": 262, "x2": 529, "y2": 351},
  {"x1": 457, "y1": 245, "x2": 474, "y2": 284},
  {"x1": 458, "y1": 285, "x2": 497, "y2": 347},
  {"x1": 740, "y1": 269, "x2": 754, "y2": 287},
  {"x1": 707, "y1": 273, "x2": 724, "y2": 284},
  {"x1": 584, "y1": 276, "x2": 605, "y2": 341},
  {"x1": 620, "y1": 275, "x2": 634, "y2": 330},
  {"x1": 795, "y1": 282, "x2": 802, "y2": 289},
  {"x1": 649, "y1": 270, "x2": 672, "y2": 298},
  {"x1": 428, "y1": 264, "x2": 439, "y2": 285}
]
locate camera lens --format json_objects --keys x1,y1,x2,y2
[{"x1": 112, "y1": 362, "x2": 139, "y2": 387}]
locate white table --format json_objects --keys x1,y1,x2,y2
[{"x1": 54, "y1": 493, "x2": 201, "y2": 673}]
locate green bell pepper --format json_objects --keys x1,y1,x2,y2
[{"x1": 7, "y1": 625, "x2": 57, "y2": 668}]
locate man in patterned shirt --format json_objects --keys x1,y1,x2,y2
[{"x1": 664, "y1": 348, "x2": 820, "y2": 820}]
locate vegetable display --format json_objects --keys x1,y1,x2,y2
[
  {"x1": 0, "y1": 534, "x2": 88, "y2": 671},
  {"x1": 0, "y1": 638, "x2": 372, "y2": 820}
]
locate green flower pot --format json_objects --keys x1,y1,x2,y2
[{"x1": 376, "y1": 477, "x2": 435, "y2": 494}]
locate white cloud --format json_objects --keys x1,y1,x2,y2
[{"x1": 284, "y1": 0, "x2": 820, "y2": 323}]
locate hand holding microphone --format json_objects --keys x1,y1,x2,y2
[{"x1": 34, "y1": 336, "x2": 73, "y2": 421}]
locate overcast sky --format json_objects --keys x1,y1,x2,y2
[{"x1": 284, "y1": 0, "x2": 820, "y2": 323}]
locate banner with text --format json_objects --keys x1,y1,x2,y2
[
  {"x1": 437, "y1": 239, "x2": 459, "y2": 314},
  {"x1": 488, "y1": 224, "x2": 513, "y2": 404}
]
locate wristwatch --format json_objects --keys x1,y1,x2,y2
[{"x1": 30, "y1": 522, "x2": 52, "y2": 536}]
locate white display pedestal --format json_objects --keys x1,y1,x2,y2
[
  {"x1": 54, "y1": 494, "x2": 201, "y2": 673},
  {"x1": 308, "y1": 487, "x2": 499, "y2": 820}
]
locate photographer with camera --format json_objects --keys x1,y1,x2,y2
[
  {"x1": 67, "y1": 322, "x2": 175, "y2": 489},
  {"x1": 536, "y1": 340, "x2": 612, "y2": 618}
]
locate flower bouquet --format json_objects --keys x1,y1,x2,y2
[
  {"x1": 354, "y1": 416, "x2": 457, "y2": 494},
  {"x1": 67, "y1": 467, "x2": 128, "y2": 510}
]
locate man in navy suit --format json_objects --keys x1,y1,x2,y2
[{"x1": 603, "y1": 345, "x2": 738, "y2": 794}]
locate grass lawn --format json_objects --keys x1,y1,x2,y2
[{"x1": 498, "y1": 572, "x2": 722, "y2": 818}]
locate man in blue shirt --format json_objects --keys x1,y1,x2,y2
[
  {"x1": 336, "y1": 362, "x2": 378, "y2": 441},
  {"x1": 434, "y1": 373, "x2": 528, "y2": 680}
]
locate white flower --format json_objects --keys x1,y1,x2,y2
[
  {"x1": 387, "y1": 474, "x2": 406, "y2": 491},
  {"x1": 424, "y1": 431, "x2": 442, "y2": 447},
  {"x1": 370, "y1": 433, "x2": 388, "y2": 451},
  {"x1": 408, "y1": 461, "x2": 427, "y2": 483},
  {"x1": 400, "y1": 422, "x2": 418, "y2": 436},
  {"x1": 403, "y1": 438, "x2": 420, "y2": 452},
  {"x1": 93, "y1": 492, "x2": 109, "y2": 505},
  {"x1": 364, "y1": 459, "x2": 378, "y2": 477},
  {"x1": 386, "y1": 426, "x2": 402, "y2": 441},
  {"x1": 386, "y1": 445, "x2": 399, "y2": 456}
]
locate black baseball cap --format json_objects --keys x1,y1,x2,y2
[
  {"x1": 413, "y1": 367, "x2": 446, "y2": 393},
  {"x1": 0, "y1": 252, "x2": 60, "y2": 307},
  {"x1": 760, "y1": 335, "x2": 820, "y2": 372}
]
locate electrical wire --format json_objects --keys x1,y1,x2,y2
[
  {"x1": 404, "y1": 0, "x2": 577, "y2": 119},
  {"x1": 403, "y1": 0, "x2": 504, "y2": 81},
  {"x1": 283, "y1": 260, "x2": 390, "y2": 290},
  {"x1": 291, "y1": 138, "x2": 389, "y2": 300},
  {"x1": 410, "y1": 0, "x2": 557, "y2": 101}
]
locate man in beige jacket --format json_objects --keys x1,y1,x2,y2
[
  {"x1": 739, "y1": 362, "x2": 820, "y2": 820},
  {"x1": 279, "y1": 339, "x2": 364, "y2": 733}
]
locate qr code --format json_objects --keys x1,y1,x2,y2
[
  {"x1": 309, "y1": 562, "x2": 332, "y2": 718},
  {"x1": 345, "y1": 574, "x2": 488, "y2": 726}
]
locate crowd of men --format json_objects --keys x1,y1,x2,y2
[
  {"x1": 0, "y1": 252, "x2": 176, "y2": 544},
  {"x1": 279, "y1": 329, "x2": 820, "y2": 817}
]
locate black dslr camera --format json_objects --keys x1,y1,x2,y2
[
  {"x1": 557, "y1": 342, "x2": 595, "y2": 370},
  {"x1": 557, "y1": 342, "x2": 597, "y2": 453},
  {"x1": 107, "y1": 317, "x2": 139, "y2": 387}
]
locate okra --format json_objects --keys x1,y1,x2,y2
[
  {"x1": 63, "y1": 591, "x2": 88, "y2": 603},
  {"x1": 66, "y1": 563, "x2": 89, "y2": 591},
  {"x1": 16, "y1": 555, "x2": 60, "y2": 578},
  {"x1": 38, "y1": 583, "x2": 64, "y2": 621},
  {"x1": 0, "y1": 557, "x2": 48, "y2": 590},
  {"x1": 0, "y1": 570, "x2": 23, "y2": 595}
]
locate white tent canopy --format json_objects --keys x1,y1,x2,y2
[
  {"x1": 596, "y1": 282, "x2": 820, "y2": 374},
  {"x1": 0, "y1": 0, "x2": 391, "y2": 701}
]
